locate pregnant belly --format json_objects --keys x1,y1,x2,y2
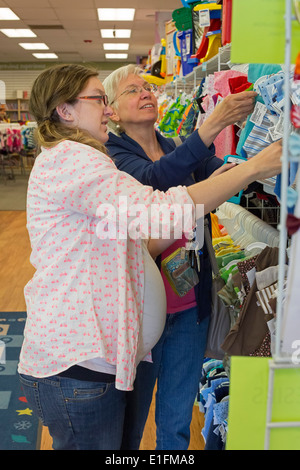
[{"x1": 135, "y1": 246, "x2": 167, "y2": 365}]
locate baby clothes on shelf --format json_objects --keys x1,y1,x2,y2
[
  {"x1": 3, "y1": 127, "x2": 22, "y2": 153},
  {"x1": 198, "y1": 358, "x2": 230, "y2": 450},
  {"x1": 157, "y1": 93, "x2": 192, "y2": 138},
  {"x1": 21, "y1": 126, "x2": 36, "y2": 150},
  {"x1": 209, "y1": 206, "x2": 287, "y2": 358},
  {"x1": 196, "y1": 69, "x2": 250, "y2": 159},
  {"x1": 274, "y1": 132, "x2": 299, "y2": 214},
  {"x1": 0, "y1": 123, "x2": 36, "y2": 153},
  {"x1": 281, "y1": 166, "x2": 300, "y2": 356},
  {"x1": 221, "y1": 246, "x2": 281, "y2": 357},
  {"x1": 241, "y1": 71, "x2": 286, "y2": 160}
]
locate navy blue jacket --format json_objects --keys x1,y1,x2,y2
[{"x1": 106, "y1": 129, "x2": 223, "y2": 321}]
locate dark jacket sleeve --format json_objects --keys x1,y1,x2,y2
[{"x1": 108, "y1": 130, "x2": 223, "y2": 191}]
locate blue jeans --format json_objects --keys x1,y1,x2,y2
[
  {"x1": 154, "y1": 307, "x2": 209, "y2": 450},
  {"x1": 19, "y1": 307, "x2": 208, "y2": 450},
  {"x1": 19, "y1": 374, "x2": 132, "y2": 450}
]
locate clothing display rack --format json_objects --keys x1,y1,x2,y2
[
  {"x1": 0, "y1": 122, "x2": 36, "y2": 181},
  {"x1": 264, "y1": 0, "x2": 300, "y2": 450},
  {"x1": 157, "y1": 0, "x2": 300, "y2": 450}
]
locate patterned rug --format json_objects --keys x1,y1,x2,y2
[{"x1": 0, "y1": 312, "x2": 40, "y2": 450}]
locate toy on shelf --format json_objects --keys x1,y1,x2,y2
[
  {"x1": 172, "y1": 6, "x2": 194, "y2": 32},
  {"x1": 193, "y1": 2, "x2": 222, "y2": 63},
  {"x1": 222, "y1": 0, "x2": 232, "y2": 46},
  {"x1": 200, "y1": 30, "x2": 222, "y2": 63},
  {"x1": 172, "y1": 31, "x2": 182, "y2": 79},
  {"x1": 180, "y1": 0, "x2": 213, "y2": 7},
  {"x1": 178, "y1": 29, "x2": 198, "y2": 76},
  {"x1": 142, "y1": 39, "x2": 167, "y2": 86}
]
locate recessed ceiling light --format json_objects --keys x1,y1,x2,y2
[
  {"x1": 98, "y1": 9, "x2": 135, "y2": 21},
  {"x1": 19, "y1": 43, "x2": 49, "y2": 50},
  {"x1": 105, "y1": 53, "x2": 128, "y2": 59},
  {"x1": 0, "y1": 29, "x2": 36, "y2": 38},
  {"x1": 100, "y1": 29, "x2": 131, "y2": 38},
  {"x1": 103, "y1": 43, "x2": 129, "y2": 51},
  {"x1": 33, "y1": 53, "x2": 58, "y2": 59},
  {"x1": 0, "y1": 8, "x2": 20, "y2": 20}
]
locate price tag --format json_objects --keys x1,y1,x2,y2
[
  {"x1": 250, "y1": 101, "x2": 267, "y2": 126},
  {"x1": 199, "y1": 9, "x2": 210, "y2": 27}
]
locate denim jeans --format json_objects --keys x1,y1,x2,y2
[
  {"x1": 19, "y1": 373, "x2": 130, "y2": 450},
  {"x1": 120, "y1": 352, "x2": 161, "y2": 449},
  {"x1": 19, "y1": 307, "x2": 208, "y2": 450},
  {"x1": 153, "y1": 307, "x2": 209, "y2": 450}
]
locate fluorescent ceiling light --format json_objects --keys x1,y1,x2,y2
[
  {"x1": 19, "y1": 43, "x2": 49, "y2": 50},
  {"x1": 33, "y1": 53, "x2": 58, "y2": 59},
  {"x1": 105, "y1": 53, "x2": 128, "y2": 59},
  {"x1": 0, "y1": 8, "x2": 20, "y2": 20},
  {"x1": 0, "y1": 29, "x2": 37, "y2": 38},
  {"x1": 98, "y1": 8, "x2": 135, "y2": 21},
  {"x1": 100, "y1": 29, "x2": 131, "y2": 38},
  {"x1": 103, "y1": 43, "x2": 129, "y2": 51}
]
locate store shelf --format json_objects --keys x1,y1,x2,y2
[
  {"x1": 166, "y1": 43, "x2": 231, "y2": 92},
  {"x1": 5, "y1": 98, "x2": 33, "y2": 122}
]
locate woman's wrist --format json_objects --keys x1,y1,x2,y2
[{"x1": 197, "y1": 115, "x2": 223, "y2": 148}]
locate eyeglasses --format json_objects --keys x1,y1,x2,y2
[
  {"x1": 77, "y1": 95, "x2": 109, "y2": 106},
  {"x1": 110, "y1": 84, "x2": 158, "y2": 105}
]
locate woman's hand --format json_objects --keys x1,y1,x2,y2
[
  {"x1": 212, "y1": 91, "x2": 257, "y2": 129},
  {"x1": 198, "y1": 91, "x2": 257, "y2": 148},
  {"x1": 247, "y1": 139, "x2": 283, "y2": 180},
  {"x1": 187, "y1": 139, "x2": 283, "y2": 215}
]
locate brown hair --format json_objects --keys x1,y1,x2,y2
[{"x1": 30, "y1": 63, "x2": 108, "y2": 154}]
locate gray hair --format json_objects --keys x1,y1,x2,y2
[{"x1": 103, "y1": 64, "x2": 143, "y2": 134}]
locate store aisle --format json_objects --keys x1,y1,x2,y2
[{"x1": 0, "y1": 210, "x2": 204, "y2": 450}]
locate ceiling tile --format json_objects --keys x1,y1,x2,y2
[{"x1": 0, "y1": 0, "x2": 183, "y2": 63}]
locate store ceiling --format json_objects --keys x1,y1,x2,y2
[{"x1": 0, "y1": 0, "x2": 183, "y2": 64}]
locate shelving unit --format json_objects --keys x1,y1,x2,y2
[
  {"x1": 264, "y1": 0, "x2": 300, "y2": 450},
  {"x1": 5, "y1": 99, "x2": 33, "y2": 122},
  {"x1": 164, "y1": 1, "x2": 300, "y2": 449},
  {"x1": 165, "y1": 43, "x2": 231, "y2": 97}
]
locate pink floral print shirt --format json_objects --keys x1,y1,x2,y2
[{"x1": 18, "y1": 140, "x2": 195, "y2": 390}]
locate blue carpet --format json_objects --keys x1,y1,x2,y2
[{"x1": 0, "y1": 312, "x2": 40, "y2": 450}]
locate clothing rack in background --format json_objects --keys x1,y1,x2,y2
[{"x1": 0, "y1": 122, "x2": 36, "y2": 182}]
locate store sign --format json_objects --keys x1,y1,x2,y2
[
  {"x1": 0, "y1": 63, "x2": 47, "y2": 70},
  {"x1": 0, "y1": 340, "x2": 5, "y2": 364},
  {"x1": 231, "y1": 0, "x2": 300, "y2": 64}
]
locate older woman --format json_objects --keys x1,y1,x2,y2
[
  {"x1": 103, "y1": 64, "x2": 267, "y2": 450},
  {"x1": 18, "y1": 63, "x2": 281, "y2": 451}
]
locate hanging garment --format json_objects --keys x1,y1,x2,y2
[
  {"x1": 235, "y1": 63, "x2": 283, "y2": 156},
  {"x1": 221, "y1": 246, "x2": 280, "y2": 356},
  {"x1": 242, "y1": 107, "x2": 280, "y2": 158},
  {"x1": 281, "y1": 169, "x2": 300, "y2": 356}
]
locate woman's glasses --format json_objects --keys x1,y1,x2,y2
[
  {"x1": 110, "y1": 84, "x2": 158, "y2": 105},
  {"x1": 77, "y1": 94, "x2": 109, "y2": 106}
]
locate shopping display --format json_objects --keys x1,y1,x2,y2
[
  {"x1": 142, "y1": 0, "x2": 300, "y2": 450},
  {"x1": 0, "y1": 0, "x2": 300, "y2": 452}
]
